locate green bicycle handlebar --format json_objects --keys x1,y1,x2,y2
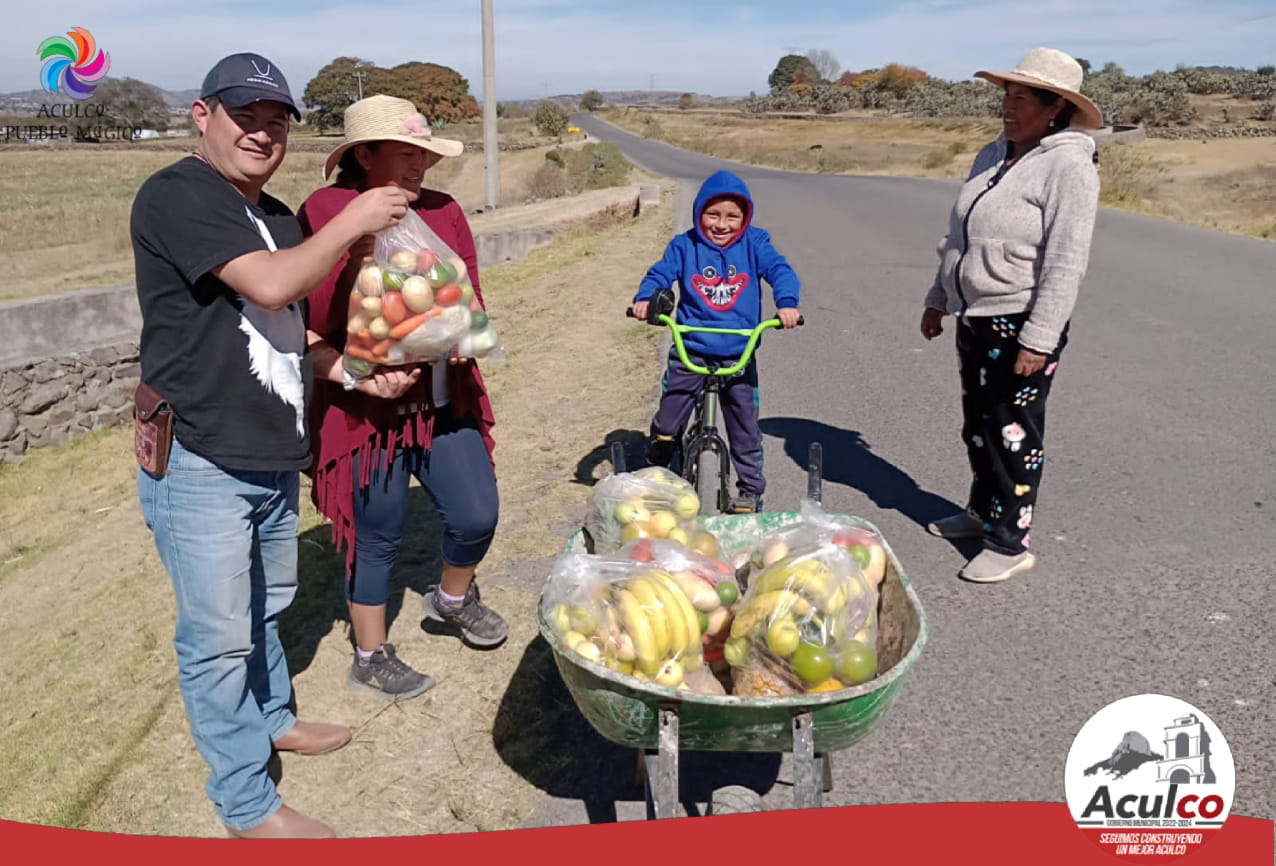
[{"x1": 626, "y1": 307, "x2": 803, "y2": 377}]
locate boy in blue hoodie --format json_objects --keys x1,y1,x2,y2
[{"x1": 632, "y1": 170, "x2": 801, "y2": 512}]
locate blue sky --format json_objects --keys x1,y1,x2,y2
[{"x1": 4, "y1": 0, "x2": 1274, "y2": 101}]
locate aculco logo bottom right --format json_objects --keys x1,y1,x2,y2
[{"x1": 1065, "y1": 694, "x2": 1235, "y2": 862}]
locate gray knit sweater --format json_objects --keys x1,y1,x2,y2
[{"x1": 925, "y1": 129, "x2": 1100, "y2": 354}]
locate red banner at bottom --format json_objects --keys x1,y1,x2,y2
[{"x1": 2, "y1": 803, "x2": 1271, "y2": 864}]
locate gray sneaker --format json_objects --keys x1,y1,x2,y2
[
  {"x1": 423, "y1": 583, "x2": 509, "y2": 648},
  {"x1": 347, "y1": 643, "x2": 435, "y2": 701},
  {"x1": 927, "y1": 510, "x2": 985, "y2": 539}
]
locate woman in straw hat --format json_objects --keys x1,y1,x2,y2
[
  {"x1": 920, "y1": 48, "x2": 1102, "y2": 583},
  {"x1": 298, "y1": 94, "x2": 506, "y2": 700}
]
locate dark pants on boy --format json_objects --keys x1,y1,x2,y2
[
  {"x1": 956, "y1": 313, "x2": 1068, "y2": 556},
  {"x1": 650, "y1": 348, "x2": 764, "y2": 496}
]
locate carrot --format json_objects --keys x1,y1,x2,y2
[
  {"x1": 356, "y1": 327, "x2": 373, "y2": 344},
  {"x1": 389, "y1": 312, "x2": 428, "y2": 339},
  {"x1": 346, "y1": 344, "x2": 385, "y2": 363},
  {"x1": 372, "y1": 338, "x2": 393, "y2": 356}
]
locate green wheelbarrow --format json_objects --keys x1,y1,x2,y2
[{"x1": 536, "y1": 443, "x2": 929, "y2": 818}]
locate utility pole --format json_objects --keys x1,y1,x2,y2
[
  {"x1": 353, "y1": 70, "x2": 366, "y2": 100},
  {"x1": 482, "y1": 0, "x2": 499, "y2": 210}
]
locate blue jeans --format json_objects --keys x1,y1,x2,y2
[
  {"x1": 348, "y1": 416, "x2": 499, "y2": 606},
  {"x1": 137, "y1": 437, "x2": 300, "y2": 831}
]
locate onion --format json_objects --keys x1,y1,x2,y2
[{"x1": 357, "y1": 265, "x2": 384, "y2": 297}]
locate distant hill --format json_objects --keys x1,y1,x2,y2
[
  {"x1": 512, "y1": 90, "x2": 741, "y2": 111},
  {"x1": 0, "y1": 80, "x2": 199, "y2": 116}
]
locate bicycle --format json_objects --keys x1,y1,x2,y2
[{"x1": 626, "y1": 289, "x2": 803, "y2": 517}]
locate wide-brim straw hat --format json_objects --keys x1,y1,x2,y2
[
  {"x1": 974, "y1": 47, "x2": 1104, "y2": 130},
  {"x1": 322, "y1": 94, "x2": 464, "y2": 180}
]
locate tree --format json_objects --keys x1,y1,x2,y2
[
  {"x1": 533, "y1": 99, "x2": 569, "y2": 137},
  {"x1": 837, "y1": 70, "x2": 861, "y2": 88},
  {"x1": 768, "y1": 54, "x2": 822, "y2": 93},
  {"x1": 580, "y1": 89, "x2": 604, "y2": 111},
  {"x1": 1075, "y1": 57, "x2": 1092, "y2": 75},
  {"x1": 678, "y1": 92, "x2": 695, "y2": 110},
  {"x1": 369, "y1": 62, "x2": 480, "y2": 126},
  {"x1": 805, "y1": 49, "x2": 841, "y2": 83},
  {"x1": 303, "y1": 56, "x2": 375, "y2": 133},
  {"x1": 89, "y1": 78, "x2": 169, "y2": 132}
]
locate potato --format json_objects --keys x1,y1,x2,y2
[
  {"x1": 360, "y1": 296, "x2": 382, "y2": 317},
  {"x1": 369, "y1": 317, "x2": 392, "y2": 340},
  {"x1": 389, "y1": 251, "x2": 417, "y2": 272},
  {"x1": 347, "y1": 314, "x2": 370, "y2": 335},
  {"x1": 357, "y1": 265, "x2": 384, "y2": 297}
]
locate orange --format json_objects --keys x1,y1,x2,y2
[{"x1": 806, "y1": 678, "x2": 845, "y2": 694}]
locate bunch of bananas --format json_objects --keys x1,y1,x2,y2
[
  {"x1": 724, "y1": 548, "x2": 879, "y2": 695},
  {"x1": 552, "y1": 568, "x2": 704, "y2": 689}
]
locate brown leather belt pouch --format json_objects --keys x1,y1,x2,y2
[{"x1": 134, "y1": 383, "x2": 174, "y2": 478}]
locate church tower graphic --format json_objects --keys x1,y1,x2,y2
[{"x1": 1156, "y1": 713, "x2": 1216, "y2": 785}]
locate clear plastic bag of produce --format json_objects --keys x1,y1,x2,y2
[
  {"x1": 542, "y1": 553, "x2": 708, "y2": 690},
  {"x1": 618, "y1": 537, "x2": 739, "y2": 664},
  {"x1": 724, "y1": 537, "x2": 880, "y2": 697},
  {"x1": 341, "y1": 210, "x2": 481, "y2": 384},
  {"x1": 746, "y1": 499, "x2": 888, "y2": 590},
  {"x1": 584, "y1": 466, "x2": 704, "y2": 555}
]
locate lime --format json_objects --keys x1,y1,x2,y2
[
  {"x1": 697, "y1": 610, "x2": 710, "y2": 634},
  {"x1": 836, "y1": 639, "x2": 878, "y2": 685},
  {"x1": 849, "y1": 544, "x2": 872, "y2": 569},
  {"x1": 715, "y1": 580, "x2": 739, "y2": 607},
  {"x1": 382, "y1": 269, "x2": 407, "y2": 291},
  {"x1": 790, "y1": 641, "x2": 834, "y2": 685}
]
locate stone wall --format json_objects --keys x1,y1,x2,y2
[
  {"x1": 1145, "y1": 126, "x2": 1276, "y2": 139},
  {"x1": 0, "y1": 343, "x2": 139, "y2": 462}
]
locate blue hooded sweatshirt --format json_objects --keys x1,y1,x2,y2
[{"x1": 635, "y1": 171, "x2": 800, "y2": 358}]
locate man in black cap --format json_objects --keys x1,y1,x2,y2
[{"x1": 130, "y1": 53, "x2": 409, "y2": 839}]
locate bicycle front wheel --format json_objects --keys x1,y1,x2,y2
[{"x1": 696, "y1": 447, "x2": 721, "y2": 516}]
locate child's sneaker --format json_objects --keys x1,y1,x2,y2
[
  {"x1": 423, "y1": 583, "x2": 509, "y2": 648},
  {"x1": 347, "y1": 643, "x2": 435, "y2": 701},
  {"x1": 645, "y1": 434, "x2": 678, "y2": 468}
]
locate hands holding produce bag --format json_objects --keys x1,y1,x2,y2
[{"x1": 342, "y1": 208, "x2": 505, "y2": 387}]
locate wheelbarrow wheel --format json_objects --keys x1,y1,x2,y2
[{"x1": 708, "y1": 785, "x2": 763, "y2": 816}]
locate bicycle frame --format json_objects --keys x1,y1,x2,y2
[{"x1": 654, "y1": 313, "x2": 786, "y2": 514}]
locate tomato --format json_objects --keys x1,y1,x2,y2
[
  {"x1": 380, "y1": 291, "x2": 408, "y2": 326},
  {"x1": 629, "y1": 539, "x2": 655, "y2": 562},
  {"x1": 434, "y1": 283, "x2": 462, "y2": 306},
  {"x1": 415, "y1": 248, "x2": 441, "y2": 274},
  {"x1": 836, "y1": 640, "x2": 877, "y2": 685},
  {"x1": 790, "y1": 642, "x2": 834, "y2": 685}
]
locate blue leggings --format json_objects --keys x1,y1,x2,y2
[{"x1": 347, "y1": 416, "x2": 499, "y2": 606}]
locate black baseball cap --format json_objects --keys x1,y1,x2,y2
[{"x1": 200, "y1": 52, "x2": 301, "y2": 120}]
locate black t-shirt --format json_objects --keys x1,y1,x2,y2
[{"x1": 131, "y1": 156, "x2": 313, "y2": 471}]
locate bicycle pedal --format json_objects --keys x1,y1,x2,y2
[{"x1": 729, "y1": 495, "x2": 762, "y2": 514}]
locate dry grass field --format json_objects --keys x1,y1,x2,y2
[
  {"x1": 0, "y1": 117, "x2": 593, "y2": 302},
  {"x1": 600, "y1": 107, "x2": 1276, "y2": 241}
]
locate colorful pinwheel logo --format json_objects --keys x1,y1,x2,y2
[{"x1": 38, "y1": 27, "x2": 110, "y2": 101}]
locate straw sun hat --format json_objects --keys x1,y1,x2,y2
[
  {"x1": 974, "y1": 47, "x2": 1104, "y2": 130},
  {"x1": 322, "y1": 94, "x2": 464, "y2": 180}
]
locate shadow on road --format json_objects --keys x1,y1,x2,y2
[
  {"x1": 493, "y1": 635, "x2": 783, "y2": 822},
  {"x1": 760, "y1": 416, "x2": 975, "y2": 553},
  {"x1": 282, "y1": 487, "x2": 446, "y2": 677},
  {"x1": 573, "y1": 428, "x2": 649, "y2": 486}
]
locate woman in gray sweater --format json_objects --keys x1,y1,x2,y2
[{"x1": 920, "y1": 48, "x2": 1102, "y2": 583}]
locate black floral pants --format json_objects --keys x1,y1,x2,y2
[{"x1": 955, "y1": 313, "x2": 1069, "y2": 555}]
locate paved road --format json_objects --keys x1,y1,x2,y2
[{"x1": 523, "y1": 113, "x2": 1276, "y2": 826}]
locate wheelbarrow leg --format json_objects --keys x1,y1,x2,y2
[
  {"x1": 643, "y1": 705, "x2": 679, "y2": 820},
  {"x1": 610, "y1": 440, "x2": 627, "y2": 474},
  {"x1": 807, "y1": 442, "x2": 823, "y2": 506},
  {"x1": 792, "y1": 711, "x2": 822, "y2": 809}
]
